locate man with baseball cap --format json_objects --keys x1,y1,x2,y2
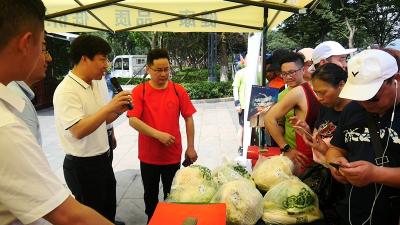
[
  {"x1": 297, "y1": 47, "x2": 314, "y2": 81},
  {"x1": 326, "y1": 49, "x2": 400, "y2": 225},
  {"x1": 309, "y1": 41, "x2": 356, "y2": 73}
]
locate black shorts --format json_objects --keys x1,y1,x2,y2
[{"x1": 238, "y1": 109, "x2": 244, "y2": 126}]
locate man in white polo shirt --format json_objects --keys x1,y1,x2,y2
[
  {"x1": 0, "y1": 1, "x2": 114, "y2": 225},
  {"x1": 53, "y1": 35, "x2": 131, "y2": 223}
]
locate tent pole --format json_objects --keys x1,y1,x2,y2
[{"x1": 261, "y1": 8, "x2": 268, "y2": 87}]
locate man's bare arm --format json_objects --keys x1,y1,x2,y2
[
  {"x1": 44, "y1": 196, "x2": 113, "y2": 225},
  {"x1": 265, "y1": 86, "x2": 305, "y2": 148}
]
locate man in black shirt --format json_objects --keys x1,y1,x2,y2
[{"x1": 327, "y1": 49, "x2": 400, "y2": 225}]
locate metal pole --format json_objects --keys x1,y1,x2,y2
[
  {"x1": 261, "y1": 7, "x2": 269, "y2": 87},
  {"x1": 208, "y1": 33, "x2": 218, "y2": 82}
]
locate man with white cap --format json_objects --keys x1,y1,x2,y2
[
  {"x1": 298, "y1": 47, "x2": 313, "y2": 81},
  {"x1": 309, "y1": 41, "x2": 356, "y2": 73},
  {"x1": 326, "y1": 49, "x2": 400, "y2": 225}
]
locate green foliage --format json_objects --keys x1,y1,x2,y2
[
  {"x1": 359, "y1": 0, "x2": 400, "y2": 46},
  {"x1": 279, "y1": 1, "x2": 340, "y2": 47},
  {"x1": 266, "y1": 31, "x2": 299, "y2": 51},
  {"x1": 172, "y1": 68, "x2": 209, "y2": 82},
  {"x1": 116, "y1": 77, "x2": 144, "y2": 85},
  {"x1": 47, "y1": 37, "x2": 71, "y2": 81},
  {"x1": 163, "y1": 32, "x2": 209, "y2": 70},
  {"x1": 181, "y1": 81, "x2": 233, "y2": 100},
  {"x1": 115, "y1": 68, "x2": 233, "y2": 100},
  {"x1": 279, "y1": 0, "x2": 400, "y2": 49},
  {"x1": 93, "y1": 31, "x2": 151, "y2": 58},
  {"x1": 225, "y1": 33, "x2": 247, "y2": 54}
]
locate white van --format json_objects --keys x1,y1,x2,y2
[{"x1": 111, "y1": 55, "x2": 147, "y2": 78}]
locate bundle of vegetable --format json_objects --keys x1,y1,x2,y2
[
  {"x1": 262, "y1": 177, "x2": 322, "y2": 224},
  {"x1": 212, "y1": 163, "x2": 253, "y2": 187},
  {"x1": 251, "y1": 155, "x2": 294, "y2": 191},
  {"x1": 211, "y1": 180, "x2": 263, "y2": 225},
  {"x1": 167, "y1": 165, "x2": 217, "y2": 203}
]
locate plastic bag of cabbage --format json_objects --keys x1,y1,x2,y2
[
  {"x1": 167, "y1": 165, "x2": 217, "y2": 203},
  {"x1": 212, "y1": 163, "x2": 253, "y2": 187},
  {"x1": 262, "y1": 177, "x2": 322, "y2": 224},
  {"x1": 251, "y1": 155, "x2": 294, "y2": 191},
  {"x1": 211, "y1": 179, "x2": 263, "y2": 225}
]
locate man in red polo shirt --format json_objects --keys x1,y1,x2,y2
[{"x1": 127, "y1": 48, "x2": 198, "y2": 223}]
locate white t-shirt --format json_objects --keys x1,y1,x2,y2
[
  {"x1": 53, "y1": 72, "x2": 109, "y2": 157},
  {"x1": 0, "y1": 84, "x2": 69, "y2": 225}
]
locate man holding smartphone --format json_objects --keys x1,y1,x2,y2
[{"x1": 327, "y1": 49, "x2": 400, "y2": 225}]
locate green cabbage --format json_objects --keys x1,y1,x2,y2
[
  {"x1": 262, "y1": 177, "x2": 322, "y2": 224},
  {"x1": 251, "y1": 155, "x2": 294, "y2": 191},
  {"x1": 211, "y1": 180, "x2": 263, "y2": 225},
  {"x1": 212, "y1": 163, "x2": 253, "y2": 187},
  {"x1": 167, "y1": 165, "x2": 217, "y2": 203}
]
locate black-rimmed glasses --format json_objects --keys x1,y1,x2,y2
[{"x1": 281, "y1": 67, "x2": 303, "y2": 78}]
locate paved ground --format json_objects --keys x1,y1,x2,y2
[{"x1": 38, "y1": 98, "x2": 240, "y2": 225}]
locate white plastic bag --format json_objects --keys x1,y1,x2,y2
[
  {"x1": 167, "y1": 165, "x2": 217, "y2": 203},
  {"x1": 211, "y1": 180, "x2": 263, "y2": 225},
  {"x1": 212, "y1": 162, "x2": 253, "y2": 187},
  {"x1": 262, "y1": 177, "x2": 322, "y2": 224},
  {"x1": 251, "y1": 155, "x2": 294, "y2": 191}
]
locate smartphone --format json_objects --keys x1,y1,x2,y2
[{"x1": 329, "y1": 162, "x2": 343, "y2": 170}]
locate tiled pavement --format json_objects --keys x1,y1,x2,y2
[{"x1": 38, "y1": 98, "x2": 240, "y2": 225}]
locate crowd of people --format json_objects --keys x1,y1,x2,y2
[
  {"x1": 0, "y1": 1, "x2": 197, "y2": 225},
  {"x1": 1, "y1": 1, "x2": 400, "y2": 225},
  {"x1": 233, "y1": 39, "x2": 400, "y2": 224}
]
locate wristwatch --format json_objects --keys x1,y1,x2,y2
[{"x1": 280, "y1": 144, "x2": 291, "y2": 152}]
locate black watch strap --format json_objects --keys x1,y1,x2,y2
[{"x1": 280, "y1": 144, "x2": 290, "y2": 152}]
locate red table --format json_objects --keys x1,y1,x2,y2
[{"x1": 247, "y1": 146, "x2": 281, "y2": 167}]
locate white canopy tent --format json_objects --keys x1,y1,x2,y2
[{"x1": 43, "y1": 0, "x2": 314, "y2": 33}]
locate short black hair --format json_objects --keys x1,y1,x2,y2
[
  {"x1": 147, "y1": 48, "x2": 169, "y2": 66},
  {"x1": 0, "y1": 0, "x2": 46, "y2": 51},
  {"x1": 312, "y1": 63, "x2": 347, "y2": 87},
  {"x1": 268, "y1": 48, "x2": 290, "y2": 72},
  {"x1": 279, "y1": 51, "x2": 304, "y2": 69},
  {"x1": 70, "y1": 35, "x2": 111, "y2": 65}
]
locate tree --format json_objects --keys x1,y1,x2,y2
[
  {"x1": 279, "y1": 0, "x2": 339, "y2": 47},
  {"x1": 93, "y1": 31, "x2": 151, "y2": 57},
  {"x1": 219, "y1": 33, "x2": 229, "y2": 81},
  {"x1": 280, "y1": 0, "x2": 400, "y2": 49},
  {"x1": 361, "y1": 0, "x2": 400, "y2": 47},
  {"x1": 163, "y1": 32, "x2": 208, "y2": 70},
  {"x1": 266, "y1": 30, "x2": 298, "y2": 51}
]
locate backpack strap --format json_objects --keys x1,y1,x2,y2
[{"x1": 172, "y1": 82, "x2": 181, "y2": 113}]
